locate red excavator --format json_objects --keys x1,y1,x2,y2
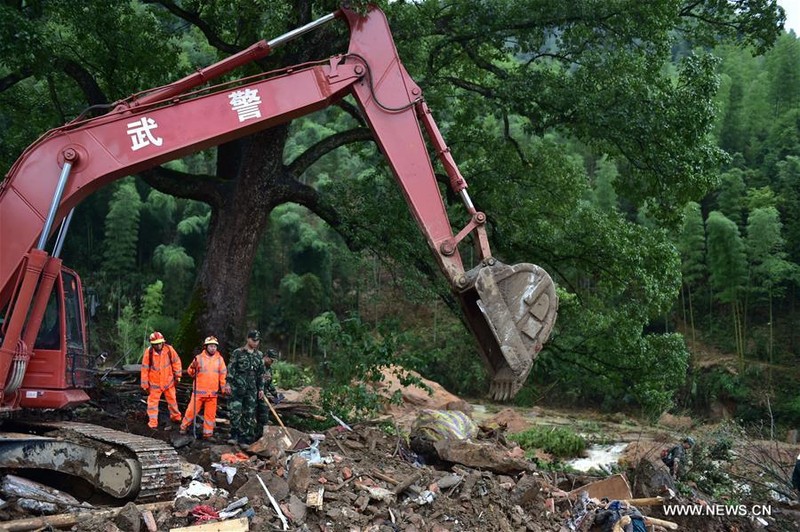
[{"x1": 0, "y1": 6, "x2": 557, "y2": 500}]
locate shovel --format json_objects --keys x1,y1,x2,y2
[{"x1": 263, "y1": 396, "x2": 293, "y2": 447}]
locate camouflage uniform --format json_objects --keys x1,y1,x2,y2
[{"x1": 227, "y1": 346, "x2": 268, "y2": 444}]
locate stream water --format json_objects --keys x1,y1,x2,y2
[{"x1": 567, "y1": 442, "x2": 629, "y2": 472}]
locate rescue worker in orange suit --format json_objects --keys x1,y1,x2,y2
[
  {"x1": 180, "y1": 336, "x2": 228, "y2": 439},
  {"x1": 140, "y1": 331, "x2": 183, "y2": 430}
]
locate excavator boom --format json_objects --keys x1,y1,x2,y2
[{"x1": 0, "y1": 5, "x2": 557, "y2": 413}]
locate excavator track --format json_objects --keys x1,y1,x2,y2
[{"x1": 0, "y1": 421, "x2": 181, "y2": 502}]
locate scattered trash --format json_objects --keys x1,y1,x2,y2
[
  {"x1": 175, "y1": 480, "x2": 228, "y2": 500},
  {"x1": 212, "y1": 462, "x2": 238, "y2": 484},
  {"x1": 415, "y1": 489, "x2": 436, "y2": 505},
  {"x1": 221, "y1": 451, "x2": 249, "y2": 464},
  {"x1": 329, "y1": 411, "x2": 353, "y2": 431},
  {"x1": 190, "y1": 504, "x2": 219, "y2": 521}
]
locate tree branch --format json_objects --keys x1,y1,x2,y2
[
  {"x1": 288, "y1": 127, "x2": 374, "y2": 177},
  {"x1": 140, "y1": 166, "x2": 228, "y2": 208},
  {"x1": 336, "y1": 100, "x2": 366, "y2": 126},
  {"x1": 442, "y1": 76, "x2": 495, "y2": 98},
  {"x1": 0, "y1": 68, "x2": 32, "y2": 93},
  {"x1": 142, "y1": 0, "x2": 241, "y2": 54},
  {"x1": 57, "y1": 58, "x2": 108, "y2": 107}
]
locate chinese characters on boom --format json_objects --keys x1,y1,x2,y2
[{"x1": 126, "y1": 88, "x2": 264, "y2": 150}]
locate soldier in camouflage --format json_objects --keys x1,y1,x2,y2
[
  {"x1": 262, "y1": 348, "x2": 281, "y2": 399},
  {"x1": 226, "y1": 330, "x2": 269, "y2": 445}
]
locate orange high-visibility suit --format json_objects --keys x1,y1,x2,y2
[
  {"x1": 180, "y1": 349, "x2": 227, "y2": 438},
  {"x1": 140, "y1": 343, "x2": 183, "y2": 428}
]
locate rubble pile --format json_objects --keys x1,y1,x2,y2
[{"x1": 1, "y1": 369, "x2": 799, "y2": 530}]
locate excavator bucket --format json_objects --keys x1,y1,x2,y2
[{"x1": 458, "y1": 261, "x2": 558, "y2": 401}]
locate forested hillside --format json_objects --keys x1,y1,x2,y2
[{"x1": 1, "y1": 0, "x2": 796, "y2": 430}]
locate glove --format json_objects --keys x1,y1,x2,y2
[{"x1": 141, "y1": 384, "x2": 149, "y2": 393}]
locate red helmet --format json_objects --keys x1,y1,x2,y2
[
  {"x1": 204, "y1": 336, "x2": 219, "y2": 346},
  {"x1": 149, "y1": 331, "x2": 165, "y2": 344}
]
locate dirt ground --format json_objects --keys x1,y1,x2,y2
[{"x1": 1, "y1": 370, "x2": 799, "y2": 532}]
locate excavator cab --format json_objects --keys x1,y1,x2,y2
[{"x1": 0, "y1": 262, "x2": 93, "y2": 411}]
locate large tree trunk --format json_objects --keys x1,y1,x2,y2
[{"x1": 179, "y1": 127, "x2": 288, "y2": 354}]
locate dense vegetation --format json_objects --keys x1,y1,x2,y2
[{"x1": 1, "y1": 1, "x2": 797, "y2": 429}]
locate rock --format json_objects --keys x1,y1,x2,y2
[
  {"x1": 248, "y1": 426, "x2": 308, "y2": 457},
  {"x1": 437, "y1": 474, "x2": 462, "y2": 490},
  {"x1": 511, "y1": 474, "x2": 542, "y2": 506},
  {"x1": 288, "y1": 494, "x2": 307, "y2": 524},
  {"x1": 113, "y1": 501, "x2": 142, "y2": 532},
  {"x1": 434, "y1": 439, "x2": 533, "y2": 474},
  {"x1": 236, "y1": 471, "x2": 289, "y2": 502},
  {"x1": 486, "y1": 408, "x2": 535, "y2": 434},
  {"x1": 377, "y1": 366, "x2": 472, "y2": 415},
  {"x1": 173, "y1": 495, "x2": 201, "y2": 512}
]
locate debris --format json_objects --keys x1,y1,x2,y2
[
  {"x1": 329, "y1": 411, "x2": 353, "y2": 431},
  {"x1": 370, "y1": 469, "x2": 399, "y2": 485},
  {"x1": 257, "y1": 471, "x2": 289, "y2": 531},
  {"x1": 191, "y1": 505, "x2": 220, "y2": 521},
  {"x1": 0, "y1": 502, "x2": 172, "y2": 532},
  {"x1": 288, "y1": 455, "x2": 311, "y2": 494},
  {"x1": 221, "y1": 497, "x2": 249, "y2": 513},
  {"x1": 176, "y1": 481, "x2": 228, "y2": 500},
  {"x1": 437, "y1": 473, "x2": 462, "y2": 490},
  {"x1": 168, "y1": 516, "x2": 249, "y2": 532},
  {"x1": 212, "y1": 462, "x2": 238, "y2": 484},
  {"x1": 220, "y1": 452, "x2": 249, "y2": 464},
  {"x1": 306, "y1": 487, "x2": 324, "y2": 510},
  {"x1": 180, "y1": 462, "x2": 205, "y2": 480},
  {"x1": 0, "y1": 474, "x2": 88, "y2": 513},
  {"x1": 433, "y1": 439, "x2": 532, "y2": 474},
  {"x1": 392, "y1": 471, "x2": 423, "y2": 495},
  {"x1": 568, "y1": 473, "x2": 632, "y2": 501},
  {"x1": 141, "y1": 509, "x2": 158, "y2": 532},
  {"x1": 644, "y1": 516, "x2": 678, "y2": 530}
]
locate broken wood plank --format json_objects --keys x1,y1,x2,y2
[
  {"x1": 622, "y1": 496, "x2": 666, "y2": 506},
  {"x1": 392, "y1": 471, "x2": 423, "y2": 495},
  {"x1": 306, "y1": 487, "x2": 324, "y2": 510},
  {"x1": 0, "y1": 501, "x2": 172, "y2": 532},
  {"x1": 168, "y1": 517, "x2": 249, "y2": 532},
  {"x1": 644, "y1": 516, "x2": 678, "y2": 530}
]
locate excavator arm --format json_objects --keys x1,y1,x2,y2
[{"x1": 0, "y1": 5, "x2": 557, "y2": 407}]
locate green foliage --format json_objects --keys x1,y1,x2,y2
[
  {"x1": 509, "y1": 426, "x2": 587, "y2": 459},
  {"x1": 116, "y1": 303, "x2": 141, "y2": 364},
  {"x1": 140, "y1": 280, "x2": 164, "y2": 333},
  {"x1": 102, "y1": 180, "x2": 142, "y2": 282},
  {"x1": 707, "y1": 211, "x2": 747, "y2": 303},
  {"x1": 309, "y1": 312, "x2": 420, "y2": 420},
  {"x1": 271, "y1": 360, "x2": 314, "y2": 389}
]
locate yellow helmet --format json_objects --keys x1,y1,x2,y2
[{"x1": 203, "y1": 336, "x2": 219, "y2": 346}]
